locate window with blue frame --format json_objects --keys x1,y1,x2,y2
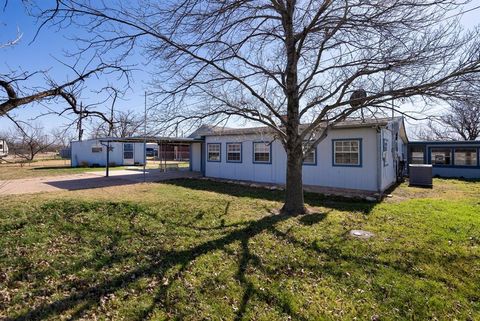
[
  {"x1": 207, "y1": 143, "x2": 221, "y2": 161},
  {"x1": 226, "y1": 143, "x2": 242, "y2": 162},
  {"x1": 253, "y1": 142, "x2": 271, "y2": 163},
  {"x1": 333, "y1": 139, "x2": 361, "y2": 166},
  {"x1": 454, "y1": 148, "x2": 477, "y2": 166},
  {"x1": 410, "y1": 146, "x2": 425, "y2": 164},
  {"x1": 431, "y1": 148, "x2": 452, "y2": 165}
]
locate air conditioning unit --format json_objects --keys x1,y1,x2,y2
[{"x1": 409, "y1": 164, "x2": 432, "y2": 187}]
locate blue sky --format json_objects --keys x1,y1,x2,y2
[
  {"x1": 1, "y1": 1, "x2": 479, "y2": 137},
  {"x1": 0, "y1": 2, "x2": 151, "y2": 136}
]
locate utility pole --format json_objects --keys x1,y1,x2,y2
[
  {"x1": 109, "y1": 103, "x2": 114, "y2": 136},
  {"x1": 78, "y1": 102, "x2": 84, "y2": 141},
  {"x1": 143, "y1": 91, "x2": 147, "y2": 182}
]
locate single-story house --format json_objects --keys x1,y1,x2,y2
[
  {"x1": 71, "y1": 137, "x2": 198, "y2": 167},
  {"x1": 71, "y1": 138, "x2": 146, "y2": 167},
  {"x1": 70, "y1": 118, "x2": 408, "y2": 195},
  {"x1": 407, "y1": 141, "x2": 480, "y2": 178},
  {"x1": 189, "y1": 117, "x2": 408, "y2": 194}
]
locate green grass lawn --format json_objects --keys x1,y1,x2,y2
[
  {"x1": 0, "y1": 179, "x2": 479, "y2": 320},
  {"x1": 0, "y1": 165, "x2": 109, "y2": 180}
]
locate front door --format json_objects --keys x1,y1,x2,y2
[{"x1": 123, "y1": 143, "x2": 134, "y2": 165}]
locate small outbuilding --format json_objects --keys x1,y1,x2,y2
[
  {"x1": 71, "y1": 137, "x2": 202, "y2": 168},
  {"x1": 71, "y1": 138, "x2": 146, "y2": 167}
]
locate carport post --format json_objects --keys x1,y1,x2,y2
[
  {"x1": 143, "y1": 91, "x2": 147, "y2": 182},
  {"x1": 106, "y1": 141, "x2": 110, "y2": 177}
]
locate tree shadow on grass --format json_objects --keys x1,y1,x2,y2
[
  {"x1": 3, "y1": 181, "x2": 376, "y2": 320},
  {"x1": 6, "y1": 210, "x2": 298, "y2": 321},
  {"x1": 165, "y1": 179, "x2": 376, "y2": 214},
  {"x1": 5, "y1": 187, "x2": 471, "y2": 320},
  {"x1": 31, "y1": 166, "x2": 74, "y2": 170}
]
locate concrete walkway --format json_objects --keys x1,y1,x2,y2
[{"x1": 0, "y1": 169, "x2": 201, "y2": 195}]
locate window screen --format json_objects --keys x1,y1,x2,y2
[
  {"x1": 430, "y1": 148, "x2": 451, "y2": 165},
  {"x1": 454, "y1": 148, "x2": 477, "y2": 166},
  {"x1": 253, "y1": 142, "x2": 271, "y2": 163},
  {"x1": 334, "y1": 140, "x2": 360, "y2": 166},
  {"x1": 207, "y1": 143, "x2": 221, "y2": 161},
  {"x1": 410, "y1": 146, "x2": 425, "y2": 164},
  {"x1": 226, "y1": 143, "x2": 241, "y2": 162}
]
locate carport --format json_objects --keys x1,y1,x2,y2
[{"x1": 98, "y1": 136, "x2": 203, "y2": 179}]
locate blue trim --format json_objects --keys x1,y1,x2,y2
[
  {"x1": 382, "y1": 137, "x2": 389, "y2": 167},
  {"x1": 428, "y1": 146, "x2": 453, "y2": 167},
  {"x1": 453, "y1": 147, "x2": 479, "y2": 167},
  {"x1": 302, "y1": 144, "x2": 317, "y2": 166},
  {"x1": 252, "y1": 141, "x2": 272, "y2": 164},
  {"x1": 331, "y1": 138, "x2": 363, "y2": 167},
  {"x1": 408, "y1": 145, "x2": 427, "y2": 164},
  {"x1": 409, "y1": 141, "x2": 480, "y2": 146},
  {"x1": 427, "y1": 146, "x2": 480, "y2": 168},
  {"x1": 206, "y1": 143, "x2": 221, "y2": 162},
  {"x1": 226, "y1": 142, "x2": 242, "y2": 163}
]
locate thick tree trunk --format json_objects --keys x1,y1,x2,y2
[
  {"x1": 279, "y1": 2, "x2": 306, "y2": 215},
  {"x1": 281, "y1": 140, "x2": 307, "y2": 215}
]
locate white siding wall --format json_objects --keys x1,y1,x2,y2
[
  {"x1": 134, "y1": 143, "x2": 146, "y2": 164},
  {"x1": 205, "y1": 127, "x2": 381, "y2": 191},
  {"x1": 191, "y1": 143, "x2": 202, "y2": 172},
  {"x1": 380, "y1": 127, "x2": 396, "y2": 191},
  {"x1": 71, "y1": 140, "x2": 145, "y2": 167},
  {"x1": 379, "y1": 125, "x2": 408, "y2": 191}
]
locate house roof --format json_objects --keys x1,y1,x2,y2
[
  {"x1": 198, "y1": 117, "x2": 404, "y2": 137},
  {"x1": 72, "y1": 136, "x2": 201, "y2": 144},
  {"x1": 409, "y1": 140, "x2": 480, "y2": 145},
  {"x1": 188, "y1": 124, "x2": 234, "y2": 139}
]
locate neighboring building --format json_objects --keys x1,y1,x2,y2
[
  {"x1": 407, "y1": 141, "x2": 480, "y2": 178},
  {"x1": 191, "y1": 117, "x2": 408, "y2": 194},
  {"x1": 71, "y1": 138, "x2": 146, "y2": 167},
  {"x1": 0, "y1": 139, "x2": 8, "y2": 158}
]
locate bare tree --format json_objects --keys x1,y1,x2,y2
[
  {"x1": 440, "y1": 101, "x2": 480, "y2": 141},
  {"x1": 0, "y1": 27, "x2": 22, "y2": 49},
  {"x1": 7, "y1": 119, "x2": 56, "y2": 163},
  {"x1": 36, "y1": 0, "x2": 480, "y2": 214},
  {"x1": 1, "y1": 16, "x2": 133, "y2": 141},
  {"x1": 51, "y1": 127, "x2": 76, "y2": 149},
  {"x1": 91, "y1": 110, "x2": 145, "y2": 138},
  {"x1": 0, "y1": 64, "x2": 129, "y2": 123},
  {"x1": 415, "y1": 79, "x2": 480, "y2": 141}
]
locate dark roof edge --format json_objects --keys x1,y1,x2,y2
[
  {"x1": 409, "y1": 140, "x2": 480, "y2": 144},
  {"x1": 202, "y1": 117, "x2": 403, "y2": 137}
]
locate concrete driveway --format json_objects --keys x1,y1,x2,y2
[{"x1": 0, "y1": 169, "x2": 201, "y2": 195}]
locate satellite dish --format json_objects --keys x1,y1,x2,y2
[{"x1": 349, "y1": 89, "x2": 367, "y2": 107}]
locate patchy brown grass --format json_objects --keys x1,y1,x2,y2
[{"x1": 1, "y1": 178, "x2": 479, "y2": 320}]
